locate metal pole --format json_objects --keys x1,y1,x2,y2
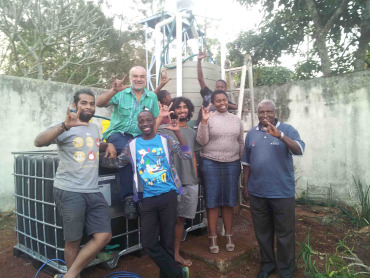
[
  {"x1": 145, "y1": 23, "x2": 149, "y2": 89},
  {"x1": 220, "y1": 23, "x2": 226, "y2": 81},
  {"x1": 237, "y1": 59, "x2": 247, "y2": 119},
  {"x1": 246, "y1": 54, "x2": 255, "y2": 127},
  {"x1": 176, "y1": 12, "x2": 183, "y2": 96}
]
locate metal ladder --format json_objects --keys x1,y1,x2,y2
[{"x1": 225, "y1": 55, "x2": 256, "y2": 212}]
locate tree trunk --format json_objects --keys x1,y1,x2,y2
[
  {"x1": 314, "y1": 34, "x2": 332, "y2": 76},
  {"x1": 353, "y1": 0, "x2": 370, "y2": 71}
]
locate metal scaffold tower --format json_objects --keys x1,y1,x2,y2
[{"x1": 140, "y1": 10, "x2": 205, "y2": 96}]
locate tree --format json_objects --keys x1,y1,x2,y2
[
  {"x1": 0, "y1": 0, "x2": 116, "y2": 84},
  {"x1": 232, "y1": 0, "x2": 370, "y2": 76}
]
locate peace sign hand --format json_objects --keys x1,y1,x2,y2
[{"x1": 64, "y1": 107, "x2": 88, "y2": 129}]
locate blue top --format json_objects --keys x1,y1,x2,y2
[
  {"x1": 241, "y1": 120, "x2": 305, "y2": 198},
  {"x1": 135, "y1": 135, "x2": 177, "y2": 198}
]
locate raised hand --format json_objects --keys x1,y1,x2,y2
[
  {"x1": 200, "y1": 104, "x2": 212, "y2": 123},
  {"x1": 160, "y1": 69, "x2": 170, "y2": 85},
  {"x1": 158, "y1": 101, "x2": 174, "y2": 121},
  {"x1": 198, "y1": 51, "x2": 207, "y2": 61},
  {"x1": 264, "y1": 121, "x2": 280, "y2": 138},
  {"x1": 163, "y1": 118, "x2": 180, "y2": 132},
  {"x1": 64, "y1": 107, "x2": 88, "y2": 129},
  {"x1": 111, "y1": 75, "x2": 129, "y2": 93}
]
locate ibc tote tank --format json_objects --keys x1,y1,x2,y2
[{"x1": 162, "y1": 61, "x2": 221, "y2": 126}]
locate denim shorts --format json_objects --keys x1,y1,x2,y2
[
  {"x1": 53, "y1": 188, "x2": 111, "y2": 241},
  {"x1": 201, "y1": 158, "x2": 241, "y2": 208}
]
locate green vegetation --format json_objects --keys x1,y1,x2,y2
[
  {"x1": 231, "y1": 0, "x2": 370, "y2": 78},
  {"x1": 0, "y1": 0, "x2": 148, "y2": 87},
  {"x1": 353, "y1": 177, "x2": 370, "y2": 228},
  {"x1": 297, "y1": 230, "x2": 370, "y2": 277}
]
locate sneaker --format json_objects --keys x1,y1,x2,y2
[
  {"x1": 182, "y1": 266, "x2": 189, "y2": 278},
  {"x1": 124, "y1": 196, "x2": 137, "y2": 219}
]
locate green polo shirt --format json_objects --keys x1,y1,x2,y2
[{"x1": 102, "y1": 87, "x2": 159, "y2": 140}]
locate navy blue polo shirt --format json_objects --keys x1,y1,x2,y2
[{"x1": 241, "y1": 120, "x2": 305, "y2": 198}]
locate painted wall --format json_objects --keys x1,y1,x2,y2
[
  {"x1": 239, "y1": 70, "x2": 370, "y2": 205},
  {"x1": 0, "y1": 70, "x2": 369, "y2": 210}
]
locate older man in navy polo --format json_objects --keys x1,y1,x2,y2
[{"x1": 242, "y1": 99, "x2": 305, "y2": 278}]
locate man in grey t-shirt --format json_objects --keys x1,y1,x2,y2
[
  {"x1": 34, "y1": 89, "x2": 115, "y2": 278},
  {"x1": 156, "y1": 97, "x2": 201, "y2": 267}
]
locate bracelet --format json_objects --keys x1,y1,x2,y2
[
  {"x1": 61, "y1": 122, "x2": 70, "y2": 131},
  {"x1": 279, "y1": 131, "x2": 284, "y2": 140}
]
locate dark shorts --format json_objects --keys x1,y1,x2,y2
[
  {"x1": 53, "y1": 188, "x2": 111, "y2": 241},
  {"x1": 201, "y1": 158, "x2": 241, "y2": 208}
]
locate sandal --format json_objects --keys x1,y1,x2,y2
[
  {"x1": 208, "y1": 235, "x2": 219, "y2": 254},
  {"x1": 225, "y1": 234, "x2": 235, "y2": 252}
]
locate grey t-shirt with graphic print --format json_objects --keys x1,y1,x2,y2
[
  {"x1": 158, "y1": 126, "x2": 201, "y2": 185},
  {"x1": 52, "y1": 122, "x2": 101, "y2": 193}
]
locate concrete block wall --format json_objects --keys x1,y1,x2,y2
[
  {"x1": 237, "y1": 70, "x2": 370, "y2": 205},
  {"x1": 1, "y1": 70, "x2": 369, "y2": 210},
  {"x1": 0, "y1": 75, "x2": 109, "y2": 211}
]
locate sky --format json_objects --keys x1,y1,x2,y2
[
  {"x1": 97, "y1": 0, "x2": 301, "y2": 70},
  {"x1": 99, "y1": 0, "x2": 263, "y2": 40}
]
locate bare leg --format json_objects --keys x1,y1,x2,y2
[
  {"x1": 207, "y1": 207, "x2": 220, "y2": 248},
  {"x1": 64, "y1": 239, "x2": 82, "y2": 271},
  {"x1": 174, "y1": 216, "x2": 192, "y2": 266},
  {"x1": 221, "y1": 207, "x2": 234, "y2": 246},
  {"x1": 64, "y1": 232, "x2": 111, "y2": 278}
]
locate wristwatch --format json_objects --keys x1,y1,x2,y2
[
  {"x1": 61, "y1": 122, "x2": 70, "y2": 131},
  {"x1": 279, "y1": 131, "x2": 284, "y2": 140}
]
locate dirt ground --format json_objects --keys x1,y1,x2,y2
[{"x1": 0, "y1": 203, "x2": 369, "y2": 278}]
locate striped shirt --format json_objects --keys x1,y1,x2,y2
[{"x1": 103, "y1": 87, "x2": 159, "y2": 140}]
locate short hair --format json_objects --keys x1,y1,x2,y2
[
  {"x1": 257, "y1": 99, "x2": 276, "y2": 112},
  {"x1": 170, "y1": 97, "x2": 194, "y2": 121},
  {"x1": 129, "y1": 66, "x2": 146, "y2": 76},
  {"x1": 216, "y1": 79, "x2": 227, "y2": 87},
  {"x1": 157, "y1": 90, "x2": 170, "y2": 103},
  {"x1": 211, "y1": 90, "x2": 228, "y2": 104},
  {"x1": 73, "y1": 89, "x2": 95, "y2": 106},
  {"x1": 138, "y1": 109, "x2": 154, "y2": 118}
]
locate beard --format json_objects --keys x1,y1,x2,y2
[{"x1": 79, "y1": 111, "x2": 94, "y2": 122}]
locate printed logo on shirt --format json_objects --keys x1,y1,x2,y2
[
  {"x1": 74, "y1": 151, "x2": 86, "y2": 162},
  {"x1": 96, "y1": 138, "x2": 100, "y2": 147},
  {"x1": 85, "y1": 137, "x2": 94, "y2": 148},
  {"x1": 72, "y1": 137, "x2": 84, "y2": 148},
  {"x1": 252, "y1": 141, "x2": 256, "y2": 147},
  {"x1": 88, "y1": 150, "x2": 96, "y2": 161},
  {"x1": 137, "y1": 147, "x2": 167, "y2": 186},
  {"x1": 271, "y1": 140, "x2": 279, "y2": 146}
]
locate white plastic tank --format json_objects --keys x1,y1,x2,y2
[{"x1": 160, "y1": 60, "x2": 221, "y2": 126}]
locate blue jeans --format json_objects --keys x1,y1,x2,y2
[{"x1": 107, "y1": 132, "x2": 134, "y2": 200}]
